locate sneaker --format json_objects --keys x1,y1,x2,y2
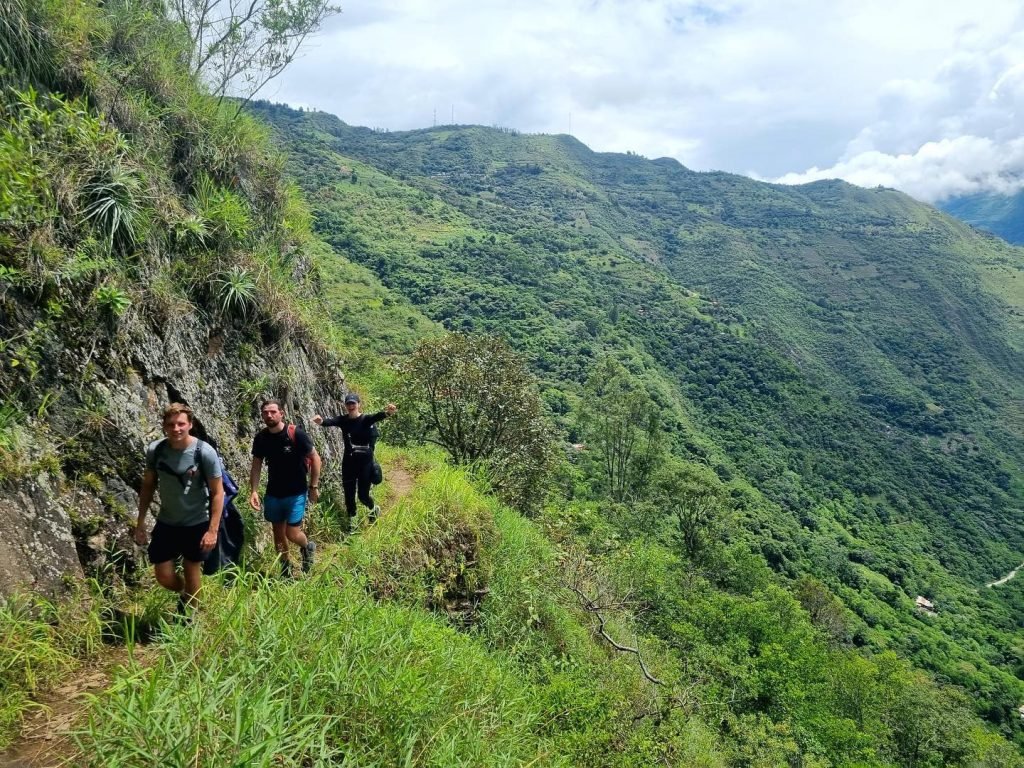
[
  {"x1": 369, "y1": 506, "x2": 381, "y2": 524},
  {"x1": 301, "y1": 540, "x2": 316, "y2": 573},
  {"x1": 280, "y1": 558, "x2": 292, "y2": 579}
]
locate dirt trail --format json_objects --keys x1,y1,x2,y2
[
  {"x1": 987, "y1": 561, "x2": 1024, "y2": 588},
  {"x1": 384, "y1": 459, "x2": 415, "y2": 506},
  {"x1": 0, "y1": 646, "x2": 151, "y2": 768}
]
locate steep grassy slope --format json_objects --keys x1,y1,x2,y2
[
  {"x1": 257, "y1": 104, "x2": 1023, "y2": 570},
  {"x1": 253, "y1": 103, "x2": 1024, "y2": 741}
]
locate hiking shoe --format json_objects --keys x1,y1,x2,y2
[
  {"x1": 301, "y1": 540, "x2": 316, "y2": 573},
  {"x1": 280, "y1": 558, "x2": 293, "y2": 579},
  {"x1": 369, "y1": 506, "x2": 381, "y2": 524}
]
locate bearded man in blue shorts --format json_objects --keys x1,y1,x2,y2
[{"x1": 249, "y1": 400, "x2": 321, "y2": 577}]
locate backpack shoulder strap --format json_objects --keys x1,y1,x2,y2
[
  {"x1": 151, "y1": 437, "x2": 168, "y2": 468},
  {"x1": 286, "y1": 423, "x2": 296, "y2": 446},
  {"x1": 194, "y1": 439, "x2": 210, "y2": 482}
]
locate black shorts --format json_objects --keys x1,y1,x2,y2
[{"x1": 148, "y1": 521, "x2": 210, "y2": 565}]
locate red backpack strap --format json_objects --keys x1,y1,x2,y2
[{"x1": 287, "y1": 423, "x2": 312, "y2": 471}]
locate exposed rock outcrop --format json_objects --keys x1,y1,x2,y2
[{"x1": 1, "y1": 307, "x2": 348, "y2": 597}]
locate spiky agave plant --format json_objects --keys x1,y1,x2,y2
[{"x1": 81, "y1": 164, "x2": 146, "y2": 254}]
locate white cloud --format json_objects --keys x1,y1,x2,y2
[
  {"x1": 775, "y1": 14, "x2": 1024, "y2": 200},
  {"x1": 269, "y1": 0, "x2": 1024, "y2": 200},
  {"x1": 774, "y1": 136, "x2": 1024, "y2": 201}
]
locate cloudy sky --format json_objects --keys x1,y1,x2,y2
[{"x1": 270, "y1": 0, "x2": 1024, "y2": 203}]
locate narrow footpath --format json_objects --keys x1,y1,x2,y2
[
  {"x1": 0, "y1": 458, "x2": 418, "y2": 766},
  {"x1": 0, "y1": 647, "x2": 152, "y2": 768}
]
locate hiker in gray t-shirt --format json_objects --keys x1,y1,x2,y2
[{"x1": 134, "y1": 403, "x2": 224, "y2": 613}]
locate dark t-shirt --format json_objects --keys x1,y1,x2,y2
[
  {"x1": 321, "y1": 412, "x2": 386, "y2": 460},
  {"x1": 252, "y1": 425, "x2": 313, "y2": 498}
]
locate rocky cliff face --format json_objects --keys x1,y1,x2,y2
[
  {"x1": 0, "y1": 0, "x2": 356, "y2": 599},
  {"x1": 0, "y1": 305, "x2": 348, "y2": 597}
]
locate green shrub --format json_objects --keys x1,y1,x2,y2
[
  {"x1": 92, "y1": 284, "x2": 132, "y2": 317},
  {"x1": 80, "y1": 163, "x2": 147, "y2": 254},
  {"x1": 213, "y1": 265, "x2": 258, "y2": 319},
  {"x1": 190, "y1": 173, "x2": 251, "y2": 248},
  {"x1": 348, "y1": 464, "x2": 497, "y2": 613}
]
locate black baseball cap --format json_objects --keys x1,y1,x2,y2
[{"x1": 344, "y1": 393, "x2": 360, "y2": 404}]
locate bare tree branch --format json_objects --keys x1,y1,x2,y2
[{"x1": 568, "y1": 584, "x2": 664, "y2": 686}]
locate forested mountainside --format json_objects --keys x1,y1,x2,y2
[
  {"x1": 254, "y1": 101, "x2": 1024, "y2": 734},
  {"x1": 940, "y1": 189, "x2": 1024, "y2": 245},
  {"x1": 6, "y1": 0, "x2": 1024, "y2": 764}
]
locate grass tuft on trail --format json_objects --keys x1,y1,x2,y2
[{"x1": 76, "y1": 571, "x2": 562, "y2": 767}]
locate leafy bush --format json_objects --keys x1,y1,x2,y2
[
  {"x1": 190, "y1": 173, "x2": 251, "y2": 248},
  {"x1": 92, "y1": 284, "x2": 132, "y2": 317},
  {"x1": 396, "y1": 332, "x2": 558, "y2": 513}
]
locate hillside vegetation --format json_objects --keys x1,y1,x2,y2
[
  {"x1": 251, "y1": 103, "x2": 1024, "y2": 750},
  {"x1": 3, "y1": 1, "x2": 1024, "y2": 765}
]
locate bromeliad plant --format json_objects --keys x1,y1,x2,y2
[{"x1": 212, "y1": 264, "x2": 258, "y2": 320}]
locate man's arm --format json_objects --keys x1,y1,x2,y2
[
  {"x1": 249, "y1": 456, "x2": 263, "y2": 510},
  {"x1": 308, "y1": 449, "x2": 322, "y2": 503},
  {"x1": 135, "y1": 469, "x2": 157, "y2": 545},
  {"x1": 200, "y1": 476, "x2": 224, "y2": 553}
]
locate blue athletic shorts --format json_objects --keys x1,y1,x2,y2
[{"x1": 263, "y1": 493, "x2": 307, "y2": 525}]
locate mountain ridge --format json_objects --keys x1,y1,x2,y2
[{"x1": 252, "y1": 99, "x2": 1024, "y2": 742}]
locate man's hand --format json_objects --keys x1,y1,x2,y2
[
  {"x1": 312, "y1": 415, "x2": 324, "y2": 425},
  {"x1": 200, "y1": 528, "x2": 218, "y2": 554},
  {"x1": 133, "y1": 525, "x2": 148, "y2": 547},
  {"x1": 385, "y1": 403, "x2": 397, "y2": 416},
  {"x1": 308, "y1": 487, "x2": 320, "y2": 504},
  {"x1": 249, "y1": 490, "x2": 261, "y2": 511}
]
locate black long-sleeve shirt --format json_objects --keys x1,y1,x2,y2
[{"x1": 321, "y1": 412, "x2": 387, "y2": 459}]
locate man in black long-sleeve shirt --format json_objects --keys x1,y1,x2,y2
[{"x1": 313, "y1": 393, "x2": 397, "y2": 531}]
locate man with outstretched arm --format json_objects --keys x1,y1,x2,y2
[
  {"x1": 134, "y1": 402, "x2": 224, "y2": 614},
  {"x1": 313, "y1": 394, "x2": 396, "y2": 533},
  {"x1": 249, "y1": 399, "x2": 321, "y2": 577}
]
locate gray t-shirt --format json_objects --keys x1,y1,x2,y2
[{"x1": 145, "y1": 438, "x2": 222, "y2": 527}]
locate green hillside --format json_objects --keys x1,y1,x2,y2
[
  {"x1": 4, "y1": 1, "x2": 1024, "y2": 765},
  {"x1": 252, "y1": 102, "x2": 1024, "y2": 741}
]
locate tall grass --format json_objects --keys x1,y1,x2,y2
[
  {"x1": 76, "y1": 571, "x2": 564, "y2": 767},
  {"x1": 0, "y1": 591, "x2": 105, "y2": 749},
  {"x1": 346, "y1": 464, "x2": 497, "y2": 609}
]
